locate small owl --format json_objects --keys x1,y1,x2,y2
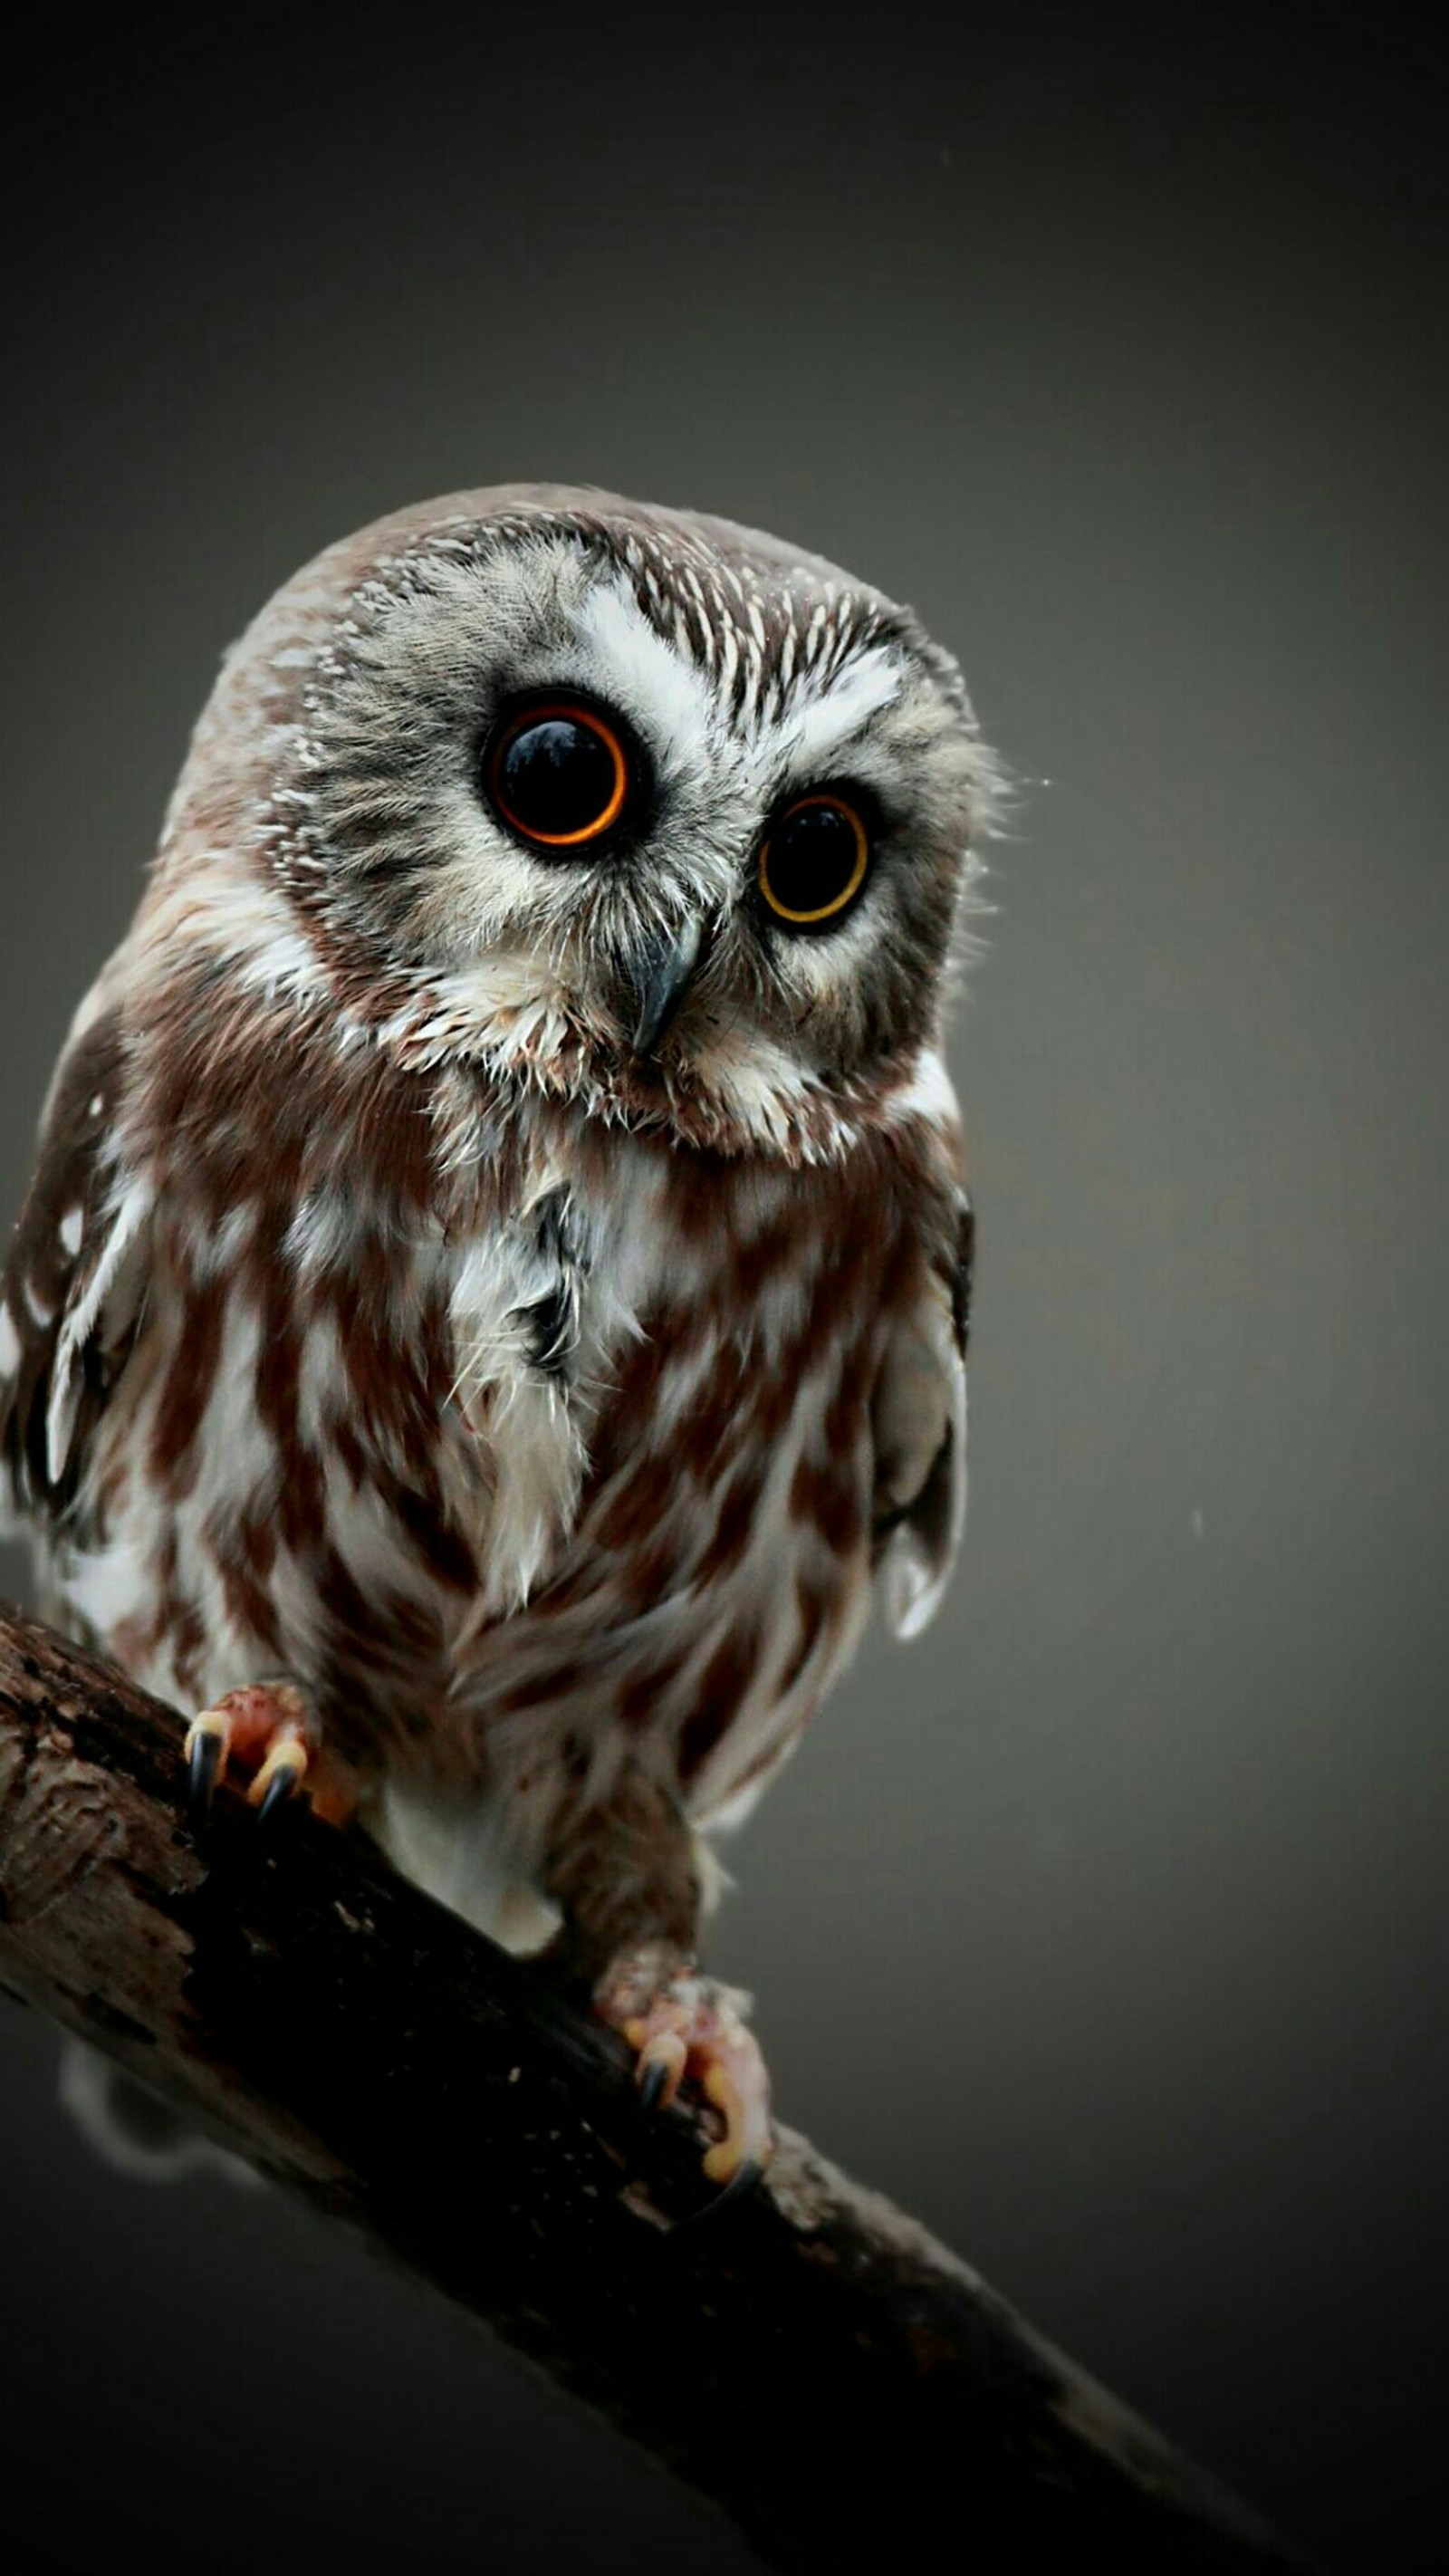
[{"x1": 0, "y1": 487, "x2": 995, "y2": 2193}]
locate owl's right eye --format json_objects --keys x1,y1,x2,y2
[{"x1": 485, "y1": 699, "x2": 630, "y2": 851}]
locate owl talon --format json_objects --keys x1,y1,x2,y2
[
  {"x1": 185, "y1": 1716, "x2": 226, "y2": 1826},
  {"x1": 597, "y1": 1956, "x2": 773, "y2": 2189},
  {"x1": 631, "y1": 2022, "x2": 688, "y2": 2113},
  {"x1": 718, "y1": 2154, "x2": 765, "y2": 2208},
  {"x1": 698, "y1": 2033, "x2": 772, "y2": 2186},
  {"x1": 252, "y1": 1747, "x2": 307, "y2": 1824},
  {"x1": 680, "y1": 2157, "x2": 766, "y2": 2227},
  {"x1": 178, "y1": 1684, "x2": 339, "y2": 1830}
]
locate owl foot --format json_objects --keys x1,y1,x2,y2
[
  {"x1": 594, "y1": 1947, "x2": 772, "y2": 2197},
  {"x1": 184, "y1": 1683, "x2": 358, "y2": 1831}
]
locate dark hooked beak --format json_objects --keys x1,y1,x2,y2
[{"x1": 629, "y1": 918, "x2": 709, "y2": 1059}]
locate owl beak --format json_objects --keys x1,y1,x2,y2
[{"x1": 629, "y1": 918, "x2": 708, "y2": 1059}]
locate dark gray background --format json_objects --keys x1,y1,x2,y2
[{"x1": 2, "y1": 12, "x2": 1444, "y2": 2571}]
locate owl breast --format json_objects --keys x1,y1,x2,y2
[
  {"x1": 61, "y1": 1094, "x2": 909, "y2": 1861},
  {"x1": 446, "y1": 1122, "x2": 906, "y2": 1834}
]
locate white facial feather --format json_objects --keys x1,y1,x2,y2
[
  {"x1": 573, "y1": 574, "x2": 725, "y2": 791},
  {"x1": 772, "y1": 643, "x2": 905, "y2": 775}
]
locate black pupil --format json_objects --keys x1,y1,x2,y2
[
  {"x1": 496, "y1": 715, "x2": 616, "y2": 841},
  {"x1": 766, "y1": 802, "x2": 859, "y2": 915}
]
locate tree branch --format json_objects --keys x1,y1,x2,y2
[{"x1": 0, "y1": 1602, "x2": 1310, "y2": 2573}]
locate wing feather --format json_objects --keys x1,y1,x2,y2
[
  {"x1": 1, "y1": 1008, "x2": 151, "y2": 1531},
  {"x1": 872, "y1": 1198, "x2": 973, "y2": 1639}
]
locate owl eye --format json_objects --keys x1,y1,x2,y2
[
  {"x1": 757, "y1": 793, "x2": 871, "y2": 928},
  {"x1": 485, "y1": 699, "x2": 630, "y2": 850}
]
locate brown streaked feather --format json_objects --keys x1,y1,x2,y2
[
  {"x1": 870, "y1": 1185, "x2": 973, "y2": 1640},
  {"x1": 0, "y1": 1011, "x2": 149, "y2": 1528}
]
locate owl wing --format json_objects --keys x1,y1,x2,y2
[
  {"x1": 870, "y1": 1197, "x2": 973, "y2": 1640},
  {"x1": 1, "y1": 1005, "x2": 152, "y2": 1534}
]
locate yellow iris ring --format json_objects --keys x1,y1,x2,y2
[
  {"x1": 490, "y1": 701, "x2": 629, "y2": 846},
  {"x1": 758, "y1": 794, "x2": 870, "y2": 923}
]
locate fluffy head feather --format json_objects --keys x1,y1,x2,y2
[{"x1": 138, "y1": 485, "x2": 999, "y2": 1160}]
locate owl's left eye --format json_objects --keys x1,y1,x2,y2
[
  {"x1": 485, "y1": 699, "x2": 630, "y2": 850},
  {"x1": 757, "y1": 793, "x2": 871, "y2": 928}
]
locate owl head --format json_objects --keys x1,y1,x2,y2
[{"x1": 151, "y1": 485, "x2": 999, "y2": 1158}]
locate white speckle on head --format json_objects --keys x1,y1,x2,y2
[
  {"x1": 0, "y1": 1302, "x2": 20, "y2": 1379},
  {"x1": 573, "y1": 572, "x2": 720, "y2": 787},
  {"x1": 59, "y1": 1207, "x2": 83, "y2": 1257},
  {"x1": 778, "y1": 643, "x2": 905, "y2": 777},
  {"x1": 88, "y1": 1095, "x2": 104, "y2": 1119}
]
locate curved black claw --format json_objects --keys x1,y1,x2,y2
[
  {"x1": 187, "y1": 1729, "x2": 222, "y2": 1828},
  {"x1": 638, "y1": 2061, "x2": 669, "y2": 2117},
  {"x1": 678, "y1": 2158, "x2": 767, "y2": 2229},
  {"x1": 254, "y1": 1763, "x2": 303, "y2": 1827}
]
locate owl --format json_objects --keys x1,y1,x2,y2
[{"x1": 0, "y1": 486, "x2": 995, "y2": 2197}]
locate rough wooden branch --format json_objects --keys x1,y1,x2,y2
[{"x1": 0, "y1": 1601, "x2": 1310, "y2": 2574}]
